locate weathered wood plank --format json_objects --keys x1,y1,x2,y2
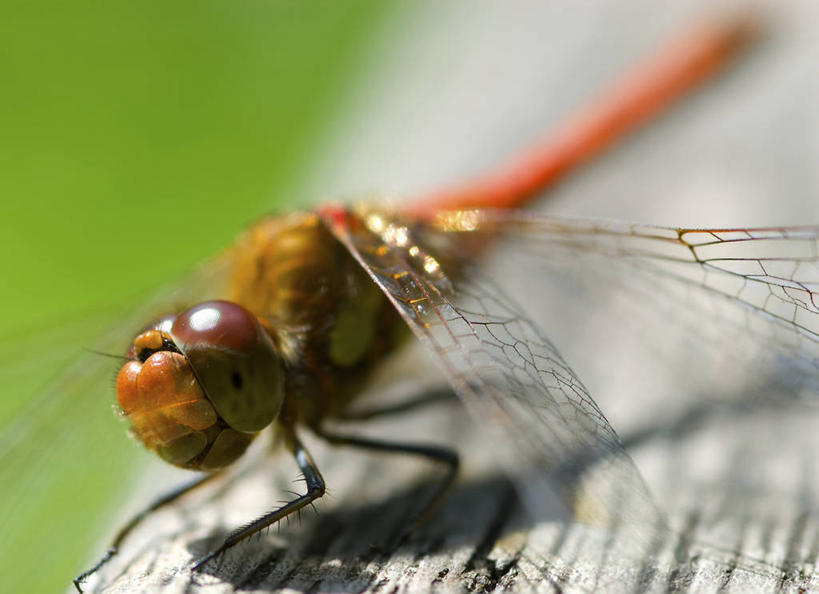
[
  {"x1": 81, "y1": 2, "x2": 819, "y2": 592},
  {"x1": 86, "y1": 377, "x2": 819, "y2": 592}
]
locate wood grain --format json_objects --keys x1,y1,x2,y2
[
  {"x1": 81, "y1": 2, "x2": 819, "y2": 592},
  {"x1": 86, "y1": 378, "x2": 819, "y2": 592}
]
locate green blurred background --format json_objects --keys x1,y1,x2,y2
[
  {"x1": 3, "y1": 2, "x2": 819, "y2": 592},
  {"x1": 0, "y1": 2, "x2": 393, "y2": 591}
]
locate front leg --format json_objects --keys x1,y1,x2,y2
[
  {"x1": 191, "y1": 428, "x2": 325, "y2": 572},
  {"x1": 74, "y1": 471, "x2": 221, "y2": 592}
]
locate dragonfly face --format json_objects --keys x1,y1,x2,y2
[{"x1": 117, "y1": 300, "x2": 284, "y2": 471}]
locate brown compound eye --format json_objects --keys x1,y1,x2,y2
[
  {"x1": 170, "y1": 300, "x2": 285, "y2": 435},
  {"x1": 115, "y1": 301, "x2": 284, "y2": 471}
]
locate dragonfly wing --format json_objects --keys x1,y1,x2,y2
[
  {"x1": 323, "y1": 206, "x2": 819, "y2": 561},
  {"x1": 321, "y1": 207, "x2": 666, "y2": 551},
  {"x1": 453, "y1": 212, "x2": 819, "y2": 390}
]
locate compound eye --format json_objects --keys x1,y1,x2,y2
[
  {"x1": 172, "y1": 301, "x2": 259, "y2": 353},
  {"x1": 170, "y1": 301, "x2": 284, "y2": 433}
]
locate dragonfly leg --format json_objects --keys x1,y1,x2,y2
[
  {"x1": 190, "y1": 428, "x2": 325, "y2": 572},
  {"x1": 337, "y1": 386, "x2": 457, "y2": 421},
  {"x1": 73, "y1": 471, "x2": 222, "y2": 592},
  {"x1": 313, "y1": 426, "x2": 459, "y2": 544}
]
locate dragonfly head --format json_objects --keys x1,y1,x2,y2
[{"x1": 116, "y1": 300, "x2": 285, "y2": 470}]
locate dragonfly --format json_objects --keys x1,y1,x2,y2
[{"x1": 5, "y1": 12, "x2": 819, "y2": 592}]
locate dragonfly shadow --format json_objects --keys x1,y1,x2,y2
[
  {"x1": 187, "y1": 472, "x2": 535, "y2": 591},
  {"x1": 185, "y1": 375, "x2": 815, "y2": 591},
  {"x1": 620, "y1": 376, "x2": 807, "y2": 452}
]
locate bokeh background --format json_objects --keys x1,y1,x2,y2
[
  {"x1": 0, "y1": 2, "x2": 392, "y2": 591},
  {"x1": 2, "y1": 1, "x2": 818, "y2": 592}
]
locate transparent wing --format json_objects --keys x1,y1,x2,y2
[
  {"x1": 0, "y1": 252, "x2": 233, "y2": 590},
  {"x1": 322, "y1": 206, "x2": 819, "y2": 548},
  {"x1": 464, "y1": 213, "x2": 819, "y2": 387},
  {"x1": 322, "y1": 208, "x2": 663, "y2": 543}
]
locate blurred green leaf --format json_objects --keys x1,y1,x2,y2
[{"x1": 0, "y1": 2, "x2": 391, "y2": 591}]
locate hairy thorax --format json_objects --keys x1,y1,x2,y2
[{"x1": 225, "y1": 212, "x2": 407, "y2": 425}]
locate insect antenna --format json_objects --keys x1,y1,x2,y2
[{"x1": 84, "y1": 348, "x2": 128, "y2": 361}]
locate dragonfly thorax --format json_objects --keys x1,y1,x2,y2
[{"x1": 116, "y1": 300, "x2": 284, "y2": 470}]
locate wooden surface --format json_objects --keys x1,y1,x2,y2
[
  {"x1": 85, "y1": 314, "x2": 819, "y2": 592},
  {"x1": 86, "y1": 370, "x2": 819, "y2": 592},
  {"x1": 83, "y1": 2, "x2": 819, "y2": 592}
]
